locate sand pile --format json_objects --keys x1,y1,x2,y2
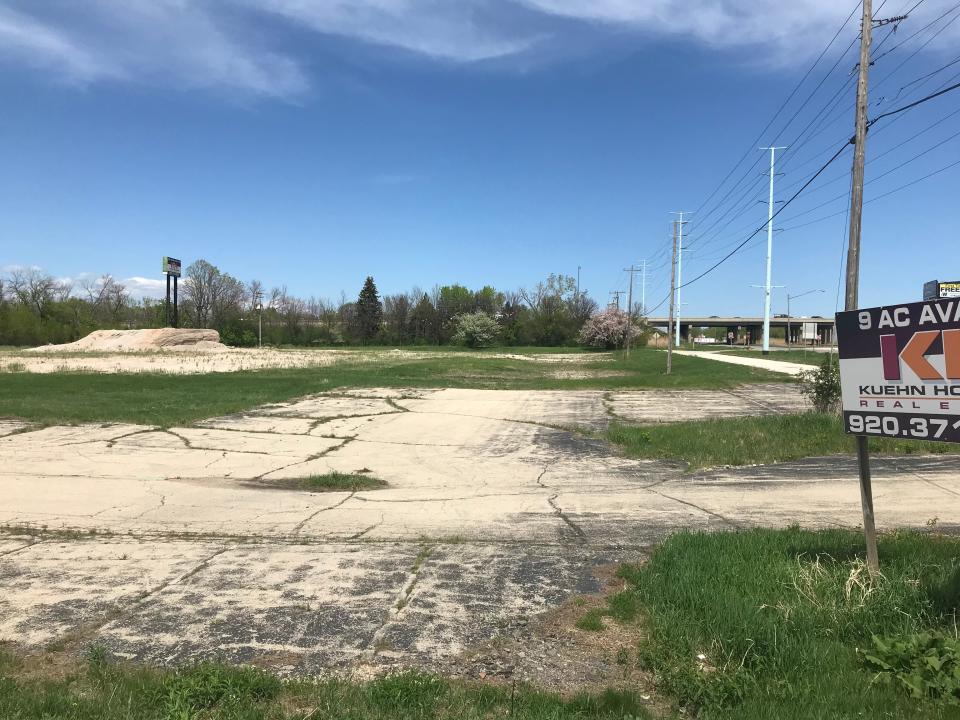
[{"x1": 30, "y1": 328, "x2": 229, "y2": 353}]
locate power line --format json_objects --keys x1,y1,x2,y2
[
  {"x1": 679, "y1": 141, "x2": 851, "y2": 290},
  {"x1": 685, "y1": 0, "x2": 864, "y2": 239}
]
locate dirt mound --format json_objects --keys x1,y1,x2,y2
[{"x1": 29, "y1": 328, "x2": 229, "y2": 353}]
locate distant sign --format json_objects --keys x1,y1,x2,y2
[
  {"x1": 162, "y1": 257, "x2": 181, "y2": 277},
  {"x1": 836, "y1": 298, "x2": 960, "y2": 444},
  {"x1": 923, "y1": 280, "x2": 960, "y2": 300}
]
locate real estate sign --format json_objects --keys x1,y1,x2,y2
[{"x1": 836, "y1": 298, "x2": 960, "y2": 444}]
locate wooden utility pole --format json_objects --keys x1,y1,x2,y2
[
  {"x1": 846, "y1": 0, "x2": 879, "y2": 574},
  {"x1": 667, "y1": 221, "x2": 678, "y2": 374}
]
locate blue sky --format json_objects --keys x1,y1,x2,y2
[{"x1": 1, "y1": 0, "x2": 958, "y2": 318}]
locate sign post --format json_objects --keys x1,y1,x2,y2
[
  {"x1": 162, "y1": 257, "x2": 181, "y2": 328},
  {"x1": 837, "y1": 297, "x2": 960, "y2": 570}
]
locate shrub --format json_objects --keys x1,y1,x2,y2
[
  {"x1": 864, "y1": 632, "x2": 960, "y2": 703},
  {"x1": 451, "y1": 311, "x2": 500, "y2": 348},
  {"x1": 578, "y1": 309, "x2": 646, "y2": 350},
  {"x1": 800, "y1": 356, "x2": 841, "y2": 414}
]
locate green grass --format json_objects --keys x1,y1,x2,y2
[
  {"x1": 607, "y1": 528, "x2": 960, "y2": 719},
  {"x1": 299, "y1": 471, "x2": 387, "y2": 492},
  {"x1": 607, "y1": 413, "x2": 960, "y2": 470},
  {"x1": 0, "y1": 654, "x2": 653, "y2": 719},
  {"x1": 0, "y1": 348, "x2": 784, "y2": 426}
]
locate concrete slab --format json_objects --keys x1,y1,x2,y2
[
  {"x1": 396, "y1": 389, "x2": 609, "y2": 429},
  {"x1": 0, "y1": 540, "x2": 220, "y2": 645},
  {"x1": 258, "y1": 396, "x2": 399, "y2": 419},
  {"x1": 198, "y1": 415, "x2": 318, "y2": 435},
  {"x1": 608, "y1": 383, "x2": 808, "y2": 423},
  {"x1": 1, "y1": 386, "x2": 957, "y2": 680}
]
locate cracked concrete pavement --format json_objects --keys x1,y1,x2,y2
[{"x1": 2, "y1": 383, "x2": 959, "y2": 679}]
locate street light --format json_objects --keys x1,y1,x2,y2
[{"x1": 786, "y1": 288, "x2": 825, "y2": 347}]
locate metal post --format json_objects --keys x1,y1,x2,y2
[
  {"x1": 667, "y1": 221, "x2": 678, "y2": 375},
  {"x1": 165, "y1": 274, "x2": 171, "y2": 327},
  {"x1": 846, "y1": 0, "x2": 879, "y2": 575},
  {"x1": 173, "y1": 276, "x2": 178, "y2": 328}
]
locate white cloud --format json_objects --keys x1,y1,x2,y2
[
  {"x1": 1, "y1": 0, "x2": 308, "y2": 98},
  {"x1": 1, "y1": 1, "x2": 956, "y2": 97},
  {"x1": 242, "y1": 0, "x2": 539, "y2": 61},
  {"x1": 121, "y1": 276, "x2": 168, "y2": 300},
  {"x1": 0, "y1": 7, "x2": 115, "y2": 83}
]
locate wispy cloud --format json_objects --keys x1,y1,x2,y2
[
  {"x1": 1, "y1": 0, "x2": 308, "y2": 98},
  {"x1": 1, "y1": 1, "x2": 957, "y2": 98}
]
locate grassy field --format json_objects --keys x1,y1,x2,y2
[
  {"x1": 590, "y1": 528, "x2": 960, "y2": 719},
  {"x1": 607, "y1": 413, "x2": 960, "y2": 469},
  {"x1": 0, "y1": 349, "x2": 785, "y2": 426},
  {"x1": 0, "y1": 653, "x2": 652, "y2": 720}
]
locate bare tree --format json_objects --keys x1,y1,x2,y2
[{"x1": 9, "y1": 269, "x2": 60, "y2": 318}]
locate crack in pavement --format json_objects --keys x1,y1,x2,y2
[
  {"x1": 721, "y1": 387, "x2": 791, "y2": 416},
  {"x1": 365, "y1": 544, "x2": 434, "y2": 659},
  {"x1": 885, "y1": 459, "x2": 960, "y2": 499},
  {"x1": 535, "y1": 461, "x2": 587, "y2": 541},
  {"x1": 0, "y1": 538, "x2": 41, "y2": 558},
  {"x1": 345, "y1": 515, "x2": 384, "y2": 540},
  {"x1": 291, "y1": 492, "x2": 357, "y2": 534},
  {"x1": 253, "y1": 438, "x2": 355, "y2": 481},
  {"x1": 42, "y1": 545, "x2": 230, "y2": 656},
  {"x1": 646, "y1": 488, "x2": 743, "y2": 528}
]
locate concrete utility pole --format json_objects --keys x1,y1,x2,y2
[
  {"x1": 847, "y1": 0, "x2": 878, "y2": 574},
  {"x1": 667, "y1": 221, "x2": 678, "y2": 374},
  {"x1": 760, "y1": 146, "x2": 786, "y2": 355},
  {"x1": 671, "y1": 212, "x2": 689, "y2": 347}
]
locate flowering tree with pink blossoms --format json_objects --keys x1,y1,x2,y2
[{"x1": 578, "y1": 308, "x2": 648, "y2": 350}]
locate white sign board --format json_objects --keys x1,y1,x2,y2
[{"x1": 836, "y1": 298, "x2": 960, "y2": 444}]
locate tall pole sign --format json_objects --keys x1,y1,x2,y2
[{"x1": 162, "y1": 256, "x2": 181, "y2": 328}]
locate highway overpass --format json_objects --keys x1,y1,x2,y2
[{"x1": 645, "y1": 315, "x2": 835, "y2": 345}]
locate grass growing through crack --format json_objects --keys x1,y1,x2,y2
[
  {"x1": 0, "y1": 348, "x2": 784, "y2": 426},
  {"x1": 299, "y1": 472, "x2": 387, "y2": 492},
  {"x1": 0, "y1": 653, "x2": 655, "y2": 719},
  {"x1": 598, "y1": 528, "x2": 960, "y2": 719},
  {"x1": 607, "y1": 413, "x2": 960, "y2": 470}
]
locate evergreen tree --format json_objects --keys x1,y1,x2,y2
[{"x1": 354, "y1": 276, "x2": 383, "y2": 343}]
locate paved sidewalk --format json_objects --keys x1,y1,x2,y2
[{"x1": 673, "y1": 350, "x2": 818, "y2": 375}]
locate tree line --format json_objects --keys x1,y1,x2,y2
[{"x1": 0, "y1": 260, "x2": 651, "y2": 349}]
